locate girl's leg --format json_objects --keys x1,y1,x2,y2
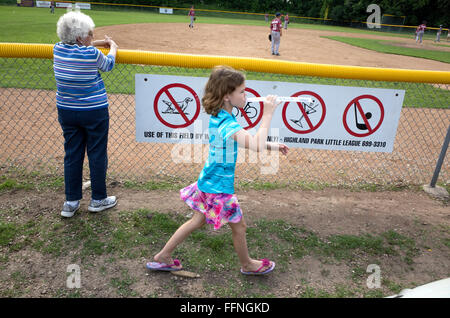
[
  {"x1": 154, "y1": 211, "x2": 206, "y2": 265},
  {"x1": 229, "y1": 217, "x2": 273, "y2": 272}
]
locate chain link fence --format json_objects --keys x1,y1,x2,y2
[{"x1": 0, "y1": 54, "x2": 448, "y2": 187}]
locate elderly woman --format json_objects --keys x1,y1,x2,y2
[{"x1": 54, "y1": 10, "x2": 118, "y2": 217}]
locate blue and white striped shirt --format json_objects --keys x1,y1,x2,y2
[
  {"x1": 53, "y1": 43, "x2": 115, "y2": 111},
  {"x1": 198, "y1": 109, "x2": 243, "y2": 194}
]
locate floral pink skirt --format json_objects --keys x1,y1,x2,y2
[{"x1": 180, "y1": 182, "x2": 242, "y2": 230}]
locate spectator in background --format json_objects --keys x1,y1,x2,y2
[
  {"x1": 188, "y1": 6, "x2": 195, "y2": 28},
  {"x1": 284, "y1": 13, "x2": 289, "y2": 30},
  {"x1": 435, "y1": 25, "x2": 443, "y2": 42},
  {"x1": 54, "y1": 10, "x2": 119, "y2": 218}
]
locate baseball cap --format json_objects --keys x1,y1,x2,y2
[{"x1": 276, "y1": 12, "x2": 281, "y2": 16}]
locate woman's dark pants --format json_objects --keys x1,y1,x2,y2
[{"x1": 58, "y1": 108, "x2": 109, "y2": 201}]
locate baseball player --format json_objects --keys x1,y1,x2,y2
[
  {"x1": 415, "y1": 21, "x2": 426, "y2": 44},
  {"x1": 435, "y1": 25, "x2": 443, "y2": 42},
  {"x1": 188, "y1": 6, "x2": 195, "y2": 29},
  {"x1": 271, "y1": 13, "x2": 282, "y2": 56},
  {"x1": 284, "y1": 14, "x2": 289, "y2": 30}
]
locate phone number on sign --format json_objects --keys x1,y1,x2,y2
[{"x1": 362, "y1": 141, "x2": 387, "y2": 147}]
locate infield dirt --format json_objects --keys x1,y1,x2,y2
[{"x1": 97, "y1": 23, "x2": 450, "y2": 71}]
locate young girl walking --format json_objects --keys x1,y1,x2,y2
[{"x1": 146, "y1": 66, "x2": 289, "y2": 275}]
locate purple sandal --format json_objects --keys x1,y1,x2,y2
[
  {"x1": 146, "y1": 259, "x2": 182, "y2": 271},
  {"x1": 240, "y1": 258, "x2": 275, "y2": 275}
]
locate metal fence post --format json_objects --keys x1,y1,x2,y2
[{"x1": 429, "y1": 124, "x2": 450, "y2": 188}]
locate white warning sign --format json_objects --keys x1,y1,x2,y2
[{"x1": 135, "y1": 74, "x2": 405, "y2": 153}]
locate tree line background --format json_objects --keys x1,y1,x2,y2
[
  {"x1": 7, "y1": 0, "x2": 449, "y2": 27},
  {"x1": 98, "y1": 0, "x2": 449, "y2": 27}
]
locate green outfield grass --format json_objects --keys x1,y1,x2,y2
[
  {"x1": 0, "y1": 6, "x2": 189, "y2": 43},
  {"x1": 323, "y1": 36, "x2": 450, "y2": 64},
  {"x1": 433, "y1": 42, "x2": 450, "y2": 48}
]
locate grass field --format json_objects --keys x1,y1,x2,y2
[
  {"x1": 0, "y1": 6, "x2": 440, "y2": 44},
  {"x1": 323, "y1": 36, "x2": 450, "y2": 64}
]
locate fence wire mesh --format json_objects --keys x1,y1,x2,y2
[{"x1": 0, "y1": 57, "x2": 448, "y2": 187}]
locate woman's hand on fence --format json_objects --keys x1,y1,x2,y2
[
  {"x1": 103, "y1": 35, "x2": 118, "y2": 58},
  {"x1": 93, "y1": 35, "x2": 118, "y2": 50},
  {"x1": 104, "y1": 35, "x2": 118, "y2": 49}
]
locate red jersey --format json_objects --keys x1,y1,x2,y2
[
  {"x1": 189, "y1": 9, "x2": 195, "y2": 16},
  {"x1": 417, "y1": 24, "x2": 426, "y2": 32},
  {"x1": 271, "y1": 18, "x2": 282, "y2": 32}
]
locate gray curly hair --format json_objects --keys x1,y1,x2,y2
[{"x1": 56, "y1": 10, "x2": 95, "y2": 44}]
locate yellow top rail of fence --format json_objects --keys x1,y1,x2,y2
[{"x1": 1, "y1": 42, "x2": 449, "y2": 84}]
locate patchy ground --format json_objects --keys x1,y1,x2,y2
[{"x1": 0, "y1": 182, "x2": 448, "y2": 298}]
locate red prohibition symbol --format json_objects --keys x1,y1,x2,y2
[
  {"x1": 282, "y1": 91, "x2": 326, "y2": 134},
  {"x1": 342, "y1": 94, "x2": 384, "y2": 137},
  {"x1": 154, "y1": 83, "x2": 201, "y2": 129},
  {"x1": 232, "y1": 87, "x2": 264, "y2": 130}
]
